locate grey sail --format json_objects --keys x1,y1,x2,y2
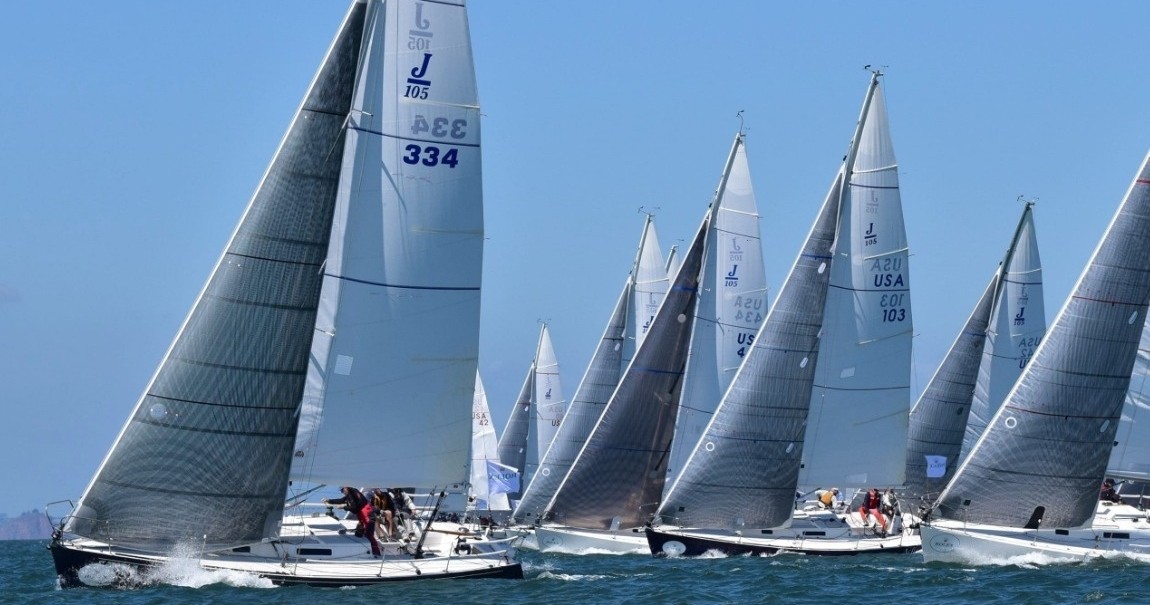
[
  {"x1": 545, "y1": 218, "x2": 708, "y2": 529},
  {"x1": 64, "y1": 3, "x2": 366, "y2": 550},
  {"x1": 666, "y1": 132, "x2": 768, "y2": 487},
  {"x1": 904, "y1": 203, "x2": 1043, "y2": 501},
  {"x1": 656, "y1": 169, "x2": 843, "y2": 528},
  {"x1": 497, "y1": 368, "x2": 533, "y2": 500},
  {"x1": 902, "y1": 277, "x2": 995, "y2": 502},
  {"x1": 935, "y1": 151, "x2": 1150, "y2": 528},
  {"x1": 512, "y1": 284, "x2": 628, "y2": 523},
  {"x1": 960, "y1": 204, "x2": 1046, "y2": 462},
  {"x1": 512, "y1": 216, "x2": 663, "y2": 523}
]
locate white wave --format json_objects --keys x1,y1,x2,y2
[{"x1": 534, "y1": 570, "x2": 611, "y2": 581}]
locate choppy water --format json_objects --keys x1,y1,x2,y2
[{"x1": 4, "y1": 539, "x2": 1147, "y2": 605}]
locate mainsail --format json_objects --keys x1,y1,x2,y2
[
  {"x1": 531, "y1": 324, "x2": 567, "y2": 482},
  {"x1": 904, "y1": 204, "x2": 1044, "y2": 500},
  {"x1": 800, "y1": 73, "x2": 913, "y2": 489},
  {"x1": 666, "y1": 132, "x2": 768, "y2": 486},
  {"x1": 656, "y1": 169, "x2": 843, "y2": 529},
  {"x1": 935, "y1": 150, "x2": 1150, "y2": 528},
  {"x1": 544, "y1": 218, "x2": 707, "y2": 529},
  {"x1": 512, "y1": 217, "x2": 665, "y2": 523},
  {"x1": 960, "y1": 204, "x2": 1045, "y2": 462},
  {"x1": 290, "y1": 0, "x2": 483, "y2": 492}
]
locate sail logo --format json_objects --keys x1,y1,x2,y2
[
  {"x1": 404, "y1": 7, "x2": 435, "y2": 99},
  {"x1": 1014, "y1": 306, "x2": 1026, "y2": 326},
  {"x1": 408, "y1": 3, "x2": 433, "y2": 50},
  {"x1": 1017, "y1": 287, "x2": 1030, "y2": 307},
  {"x1": 725, "y1": 264, "x2": 740, "y2": 287},
  {"x1": 545, "y1": 387, "x2": 552, "y2": 400},
  {"x1": 729, "y1": 237, "x2": 743, "y2": 262},
  {"x1": 864, "y1": 222, "x2": 878, "y2": 246}
]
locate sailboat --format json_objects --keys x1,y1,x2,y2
[
  {"x1": 470, "y1": 373, "x2": 512, "y2": 516},
  {"x1": 532, "y1": 214, "x2": 709, "y2": 554},
  {"x1": 531, "y1": 132, "x2": 767, "y2": 554},
  {"x1": 496, "y1": 324, "x2": 567, "y2": 503},
  {"x1": 920, "y1": 148, "x2": 1150, "y2": 564},
  {"x1": 647, "y1": 72, "x2": 919, "y2": 556},
  {"x1": 904, "y1": 202, "x2": 1044, "y2": 506},
  {"x1": 665, "y1": 131, "x2": 768, "y2": 489},
  {"x1": 47, "y1": 0, "x2": 521, "y2": 585},
  {"x1": 511, "y1": 216, "x2": 668, "y2": 532}
]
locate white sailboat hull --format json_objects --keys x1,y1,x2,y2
[
  {"x1": 920, "y1": 503, "x2": 1150, "y2": 564},
  {"x1": 51, "y1": 512, "x2": 521, "y2": 586},
  {"x1": 533, "y1": 525, "x2": 649, "y2": 555},
  {"x1": 647, "y1": 509, "x2": 920, "y2": 557}
]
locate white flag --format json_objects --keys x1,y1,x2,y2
[
  {"x1": 925, "y1": 455, "x2": 948, "y2": 479},
  {"x1": 486, "y1": 461, "x2": 520, "y2": 495}
]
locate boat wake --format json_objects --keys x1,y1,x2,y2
[
  {"x1": 957, "y1": 549, "x2": 1150, "y2": 568},
  {"x1": 76, "y1": 543, "x2": 274, "y2": 589}
]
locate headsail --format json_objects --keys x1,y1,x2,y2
[
  {"x1": 544, "y1": 218, "x2": 707, "y2": 529},
  {"x1": 936, "y1": 150, "x2": 1150, "y2": 528},
  {"x1": 66, "y1": 3, "x2": 367, "y2": 550},
  {"x1": 800, "y1": 73, "x2": 912, "y2": 489},
  {"x1": 666, "y1": 133, "x2": 767, "y2": 486}
]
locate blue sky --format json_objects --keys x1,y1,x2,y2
[{"x1": 2, "y1": 1, "x2": 1147, "y2": 516}]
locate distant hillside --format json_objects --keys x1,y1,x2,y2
[{"x1": 0, "y1": 510, "x2": 53, "y2": 540}]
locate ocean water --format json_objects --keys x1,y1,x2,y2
[{"x1": 3, "y1": 539, "x2": 1146, "y2": 605}]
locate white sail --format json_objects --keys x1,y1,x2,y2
[
  {"x1": 532, "y1": 324, "x2": 567, "y2": 476},
  {"x1": 935, "y1": 149, "x2": 1150, "y2": 529},
  {"x1": 471, "y1": 372, "x2": 510, "y2": 511},
  {"x1": 627, "y1": 215, "x2": 669, "y2": 364},
  {"x1": 290, "y1": 0, "x2": 482, "y2": 491},
  {"x1": 961, "y1": 205, "x2": 1045, "y2": 462},
  {"x1": 1109, "y1": 323, "x2": 1150, "y2": 482},
  {"x1": 800, "y1": 75, "x2": 912, "y2": 489},
  {"x1": 666, "y1": 133, "x2": 767, "y2": 486}
]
